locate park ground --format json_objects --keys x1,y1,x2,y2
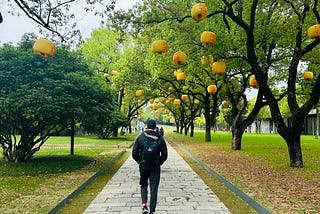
[{"x1": 0, "y1": 127, "x2": 319, "y2": 213}]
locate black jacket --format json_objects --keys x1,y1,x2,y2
[{"x1": 132, "y1": 129, "x2": 168, "y2": 167}]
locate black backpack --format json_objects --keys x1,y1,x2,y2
[{"x1": 140, "y1": 133, "x2": 160, "y2": 166}]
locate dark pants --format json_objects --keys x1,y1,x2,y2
[{"x1": 139, "y1": 165, "x2": 161, "y2": 213}]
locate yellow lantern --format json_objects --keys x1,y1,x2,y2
[
  {"x1": 212, "y1": 61, "x2": 226, "y2": 76},
  {"x1": 103, "y1": 73, "x2": 109, "y2": 78},
  {"x1": 152, "y1": 40, "x2": 169, "y2": 54},
  {"x1": 111, "y1": 70, "x2": 117, "y2": 76},
  {"x1": 201, "y1": 31, "x2": 216, "y2": 45},
  {"x1": 152, "y1": 104, "x2": 159, "y2": 111},
  {"x1": 191, "y1": 3, "x2": 208, "y2": 21},
  {"x1": 201, "y1": 56, "x2": 208, "y2": 65},
  {"x1": 303, "y1": 71, "x2": 314, "y2": 80},
  {"x1": 174, "y1": 69, "x2": 182, "y2": 77},
  {"x1": 149, "y1": 99, "x2": 155, "y2": 104},
  {"x1": 135, "y1": 90, "x2": 144, "y2": 97},
  {"x1": 177, "y1": 72, "x2": 186, "y2": 81},
  {"x1": 138, "y1": 99, "x2": 142, "y2": 104},
  {"x1": 207, "y1": 55, "x2": 214, "y2": 64},
  {"x1": 207, "y1": 85, "x2": 217, "y2": 94},
  {"x1": 173, "y1": 51, "x2": 187, "y2": 65},
  {"x1": 221, "y1": 108, "x2": 227, "y2": 114},
  {"x1": 181, "y1": 95, "x2": 188, "y2": 101},
  {"x1": 169, "y1": 86, "x2": 174, "y2": 91},
  {"x1": 122, "y1": 101, "x2": 126, "y2": 105},
  {"x1": 194, "y1": 99, "x2": 200, "y2": 105},
  {"x1": 33, "y1": 38, "x2": 56, "y2": 57},
  {"x1": 182, "y1": 86, "x2": 188, "y2": 91},
  {"x1": 249, "y1": 75, "x2": 259, "y2": 87},
  {"x1": 174, "y1": 99, "x2": 181, "y2": 106},
  {"x1": 308, "y1": 24, "x2": 320, "y2": 40},
  {"x1": 165, "y1": 109, "x2": 170, "y2": 114},
  {"x1": 155, "y1": 98, "x2": 160, "y2": 103}
]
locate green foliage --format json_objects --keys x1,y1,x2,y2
[{"x1": 0, "y1": 35, "x2": 116, "y2": 162}]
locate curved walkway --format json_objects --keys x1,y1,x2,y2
[{"x1": 83, "y1": 143, "x2": 231, "y2": 214}]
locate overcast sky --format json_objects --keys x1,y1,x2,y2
[{"x1": 0, "y1": 0, "x2": 139, "y2": 45}]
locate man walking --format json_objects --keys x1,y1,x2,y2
[{"x1": 132, "y1": 119, "x2": 168, "y2": 214}]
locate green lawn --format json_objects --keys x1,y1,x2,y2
[
  {"x1": 166, "y1": 128, "x2": 320, "y2": 213},
  {"x1": 0, "y1": 134, "x2": 136, "y2": 213}
]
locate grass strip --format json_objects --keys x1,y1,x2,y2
[
  {"x1": 55, "y1": 151, "x2": 131, "y2": 214},
  {"x1": 169, "y1": 138, "x2": 270, "y2": 214}
]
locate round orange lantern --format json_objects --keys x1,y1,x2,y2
[
  {"x1": 111, "y1": 70, "x2": 117, "y2": 76},
  {"x1": 174, "y1": 99, "x2": 181, "y2": 106},
  {"x1": 152, "y1": 40, "x2": 169, "y2": 54},
  {"x1": 249, "y1": 75, "x2": 259, "y2": 87},
  {"x1": 303, "y1": 71, "x2": 314, "y2": 80},
  {"x1": 201, "y1": 31, "x2": 216, "y2": 45},
  {"x1": 33, "y1": 38, "x2": 56, "y2": 57},
  {"x1": 177, "y1": 72, "x2": 186, "y2": 81},
  {"x1": 191, "y1": 3, "x2": 208, "y2": 21},
  {"x1": 181, "y1": 95, "x2": 188, "y2": 101},
  {"x1": 165, "y1": 109, "x2": 170, "y2": 114},
  {"x1": 149, "y1": 99, "x2": 155, "y2": 104},
  {"x1": 222, "y1": 100, "x2": 229, "y2": 107},
  {"x1": 173, "y1": 51, "x2": 187, "y2": 65},
  {"x1": 135, "y1": 90, "x2": 144, "y2": 97},
  {"x1": 212, "y1": 61, "x2": 226, "y2": 75},
  {"x1": 194, "y1": 99, "x2": 200, "y2": 105},
  {"x1": 152, "y1": 104, "x2": 159, "y2": 111},
  {"x1": 308, "y1": 24, "x2": 320, "y2": 40},
  {"x1": 207, "y1": 85, "x2": 217, "y2": 94}
]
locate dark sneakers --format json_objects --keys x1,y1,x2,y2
[{"x1": 142, "y1": 205, "x2": 149, "y2": 214}]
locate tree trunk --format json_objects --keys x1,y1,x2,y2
[
  {"x1": 180, "y1": 120, "x2": 183, "y2": 134},
  {"x1": 128, "y1": 123, "x2": 132, "y2": 134},
  {"x1": 112, "y1": 127, "x2": 118, "y2": 137},
  {"x1": 184, "y1": 124, "x2": 188, "y2": 136},
  {"x1": 190, "y1": 121, "x2": 194, "y2": 137},
  {"x1": 285, "y1": 130, "x2": 303, "y2": 167},
  {"x1": 232, "y1": 126, "x2": 244, "y2": 150},
  {"x1": 70, "y1": 118, "x2": 75, "y2": 155},
  {"x1": 205, "y1": 117, "x2": 211, "y2": 142}
]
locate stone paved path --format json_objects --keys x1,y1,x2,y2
[{"x1": 83, "y1": 143, "x2": 231, "y2": 214}]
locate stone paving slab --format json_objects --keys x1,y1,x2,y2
[{"x1": 83, "y1": 142, "x2": 231, "y2": 214}]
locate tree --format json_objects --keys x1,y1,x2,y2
[
  {"x1": 0, "y1": 35, "x2": 114, "y2": 162},
  {"x1": 3, "y1": 0, "x2": 115, "y2": 43},
  {"x1": 217, "y1": 0, "x2": 320, "y2": 167},
  {"x1": 111, "y1": 0, "x2": 320, "y2": 167}
]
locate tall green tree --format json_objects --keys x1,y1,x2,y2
[
  {"x1": 0, "y1": 35, "x2": 114, "y2": 162},
  {"x1": 111, "y1": 0, "x2": 320, "y2": 167}
]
